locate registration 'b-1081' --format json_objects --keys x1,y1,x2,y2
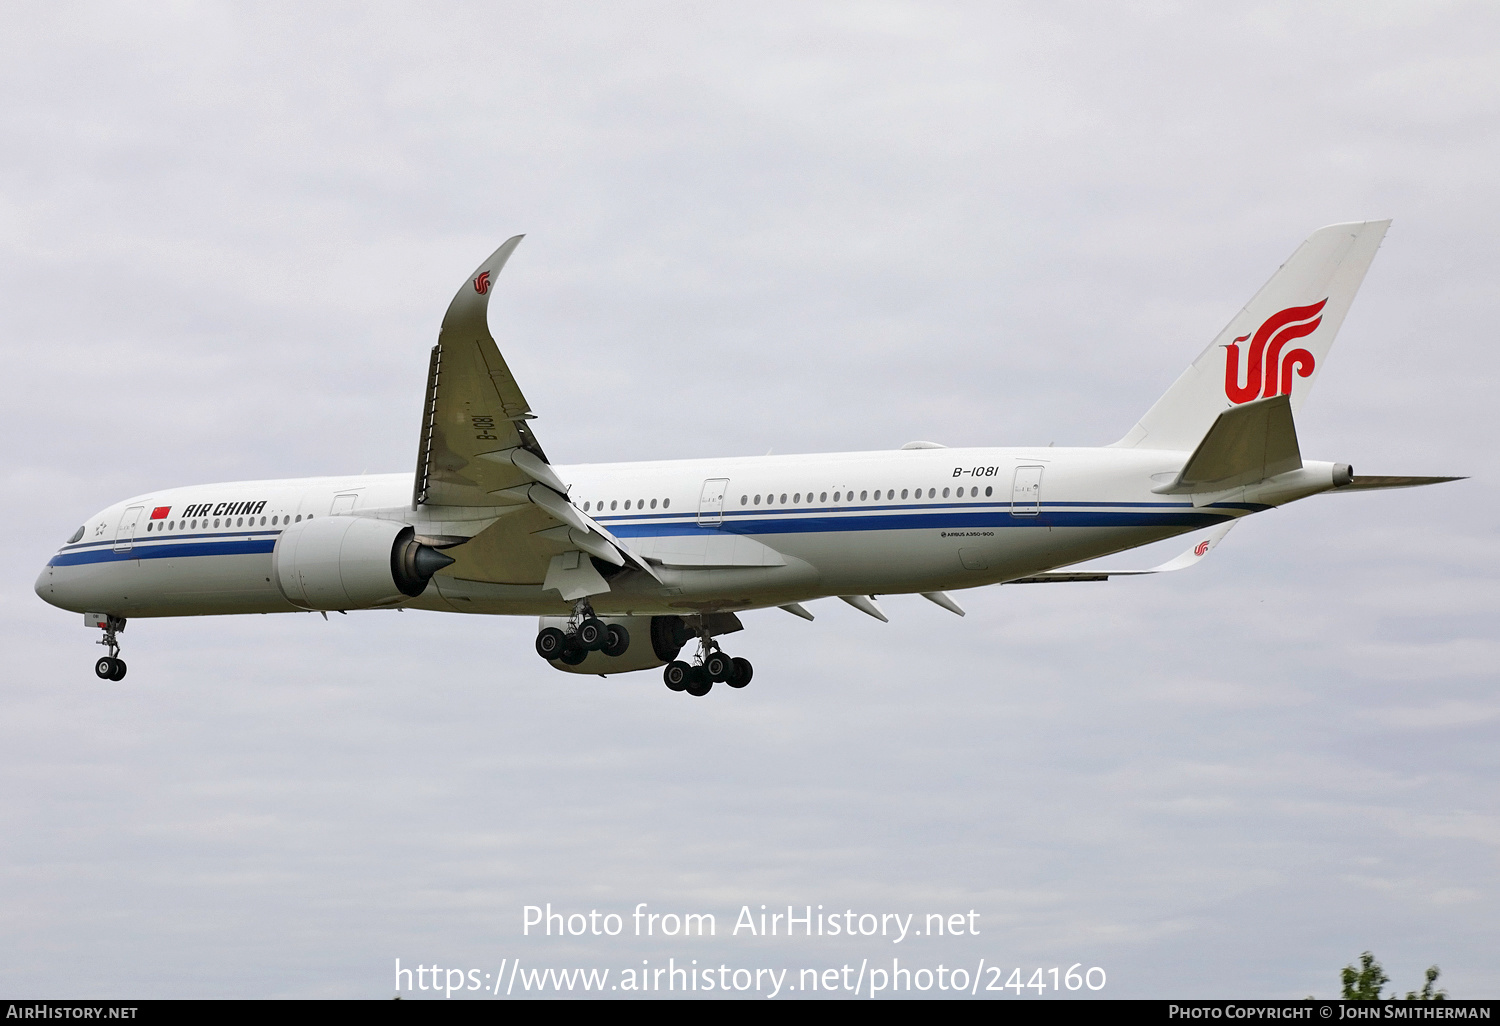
[{"x1": 36, "y1": 222, "x2": 1461, "y2": 691}]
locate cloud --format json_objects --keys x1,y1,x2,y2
[{"x1": 2, "y1": 1, "x2": 1496, "y2": 1000}]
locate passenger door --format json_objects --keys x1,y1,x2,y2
[
  {"x1": 697, "y1": 478, "x2": 729, "y2": 527},
  {"x1": 1011, "y1": 466, "x2": 1043, "y2": 516},
  {"x1": 113, "y1": 506, "x2": 144, "y2": 553}
]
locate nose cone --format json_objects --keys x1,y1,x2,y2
[{"x1": 35, "y1": 563, "x2": 63, "y2": 608}]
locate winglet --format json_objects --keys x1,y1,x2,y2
[
  {"x1": 438, "y1": 235, "x2": 531, "y2": 422},
  {"x1": 1142, "y1": 521, "x2": 1237, "y2": 573},
  {"x1": 1006, "y1": 521, "x2": 1237, "y2": 584},
  {"x1": 440, "y1": 236, "x2": 525, "y2": 341}
]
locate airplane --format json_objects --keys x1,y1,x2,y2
[{"x1": 35, "y1": 221, "x2": 1462, "y2": 695}]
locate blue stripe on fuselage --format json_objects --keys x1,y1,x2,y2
[
  {"x1": 47, "y1": 502, "x2": 1254, "y2": 565},
  {"x1": 48, "y1": 538, "x2": 277, "y2": 566},
  {"x1": 602, "y1": 505, "x2": 1240, "y2": 538}
]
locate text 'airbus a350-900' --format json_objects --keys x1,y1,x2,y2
[{"x1": 36, "y1": 222, "x2": 1461, "y2": 694}]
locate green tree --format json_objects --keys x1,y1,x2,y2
[
  {"x1": 1339, "y1": 953, "x2": 1448, "y2": 1000},
  {"x1": 1342, "y1": 952, "x2": 1389, "y2": 1000},
  {"x1": 1403, "y1": 966, "x2": 1448, "y2": 1001}
]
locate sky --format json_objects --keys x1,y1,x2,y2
[{"x1": 1, "y1": 1, "x2": 1496, "y2": 1000}]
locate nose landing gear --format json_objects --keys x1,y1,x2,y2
[{"x1": 87, "y1": 613, "x2": 127, "y2": 681}]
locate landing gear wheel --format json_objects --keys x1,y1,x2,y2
[
  {"x1": 704, "y1": 651, "x2": 732, "y2": 682},
  {"x1": 685, "y1": 666, "x2": 713, "y2": 697},
  {"x1": 727, "y1": 656, "x2": 753, "y2": 689},
  {"x1": 558, "y1": 646, "x2": 588, "y2": 666},
  {"x1": 535, "y1": 627, "x2": 569, "y2": 660},
  {"x1": 109, "y1": 659, "x2": 127, "y2": 681},
  {"x1": 95, "y1": 657, "x2": 115, "y2": 680},
  {"x1": 577, "y1": 617, "x2": 607, "y2": 651},
  {"x1": 663, "y1": 661, "x2": 690, "y2": 691},
  {"x1": 601, "y1": 623, "x2": 630, "y2": 658}
]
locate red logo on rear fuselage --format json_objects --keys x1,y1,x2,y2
[
  {"x1": 473, "y1": 271, "x2": 491, "y2": 295},
  {"x1": 1223, "y1": 299, "x2": 1326, "y2": 404},
  {"x1": 1194, "y1": 540, "x2": 1210, "y2": 557}
]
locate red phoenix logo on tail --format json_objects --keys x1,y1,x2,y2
[
  {"x1": 1194, "y1": 540, "x2": 1211, "y2": 557},
  {"x1": 473, "y1": 270, "x2": 492, "y2": 295},
  {"x1": 1223, "y1": 298, "x2": 1326, "y2": 404}
]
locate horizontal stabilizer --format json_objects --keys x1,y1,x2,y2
[
  {"x1": 1334, "y1": 475, "x2": 1466, "y2": 491},
  {"x1": 1007, "y1": 522, "x2": 1236, "y2": 584},
  {"x1": 1154, "y1": 395, "x2": 1300, "y2": 494}
]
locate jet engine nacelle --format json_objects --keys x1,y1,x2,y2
[{"x1": 273, "y1": 516, "x2": 454, "y2": 610}]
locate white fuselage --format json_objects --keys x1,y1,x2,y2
[{"x1": 35, "y1": 445, "x2": 1334, "y2": 621}]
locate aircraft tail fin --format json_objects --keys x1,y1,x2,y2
[{"x1": 1113, "y1": 220, "x2": 1390, "y2": 451}]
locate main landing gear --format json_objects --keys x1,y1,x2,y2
[
  {"x1": 534, "y1": 601, "x2": 630, "y2": 665},
  {"x1": 662, "y1": 621, "x2": 752, "y2": 697},
  {"x1": 87, "y1": 613, "x2": 127, "y2": 681}
]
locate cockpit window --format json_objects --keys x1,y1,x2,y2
[{"x1": 67, "y1": 526, "x2": 84, "y2": 544}]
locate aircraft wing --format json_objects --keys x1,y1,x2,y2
[
  {"x1": 410, "y1": 237, "x2": 657, "y2": 597},
  {"x1": 1007, "y1": 521, "x2": 1236, "y2": 584},
  {"x1": 413, "y1": 236, "x2": 548, "y2": 508}
]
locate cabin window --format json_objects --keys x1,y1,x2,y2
[
  {"x1": 779, "y1": 493, "x2": 786, "y2": 504},
  {"x1": 650, "y1": 498, "x2": 657, "y2": 509},
  {"x1": 754, "y1": 494, "x2": 761, "y2": 505},
  {"x1": 582, "y1": 501, "x2": 590, "y2": 511},
  {"x1": 859, "y1": 490, "x2": 867, "y2": 501},
  {"x1": 942, "y1": 487, "x2": 950, "y2": 498},
  {"x1": 985, "y1": 486, "x2": 993, "y2": 497},
  {"x1": 793, "y1": 493, "x2": 800, "y2": 503},
  {"x1": 623, "y1": 500, "x2": 631, "y2": 510},
  {"x1": 610, "y1": 501, "x2": 617, "y2": 510},
  {"x1": 213, "y1": 519, "x2": 220, "y2": 528},
  {"x1": 820, "y1": 492, "x2": 827, "y2": 502},
  {"x1": 741, "y1": 495, "x2": 748, "y2": 505},
  {"x1": 146, "y1": 523, "x2": 153, "y2": 532},
  {"x1": 663, "y1": 498, "x2": 670, "y2": 509},
  {"x1": 295, "y1": 515, "x2": 302, "y2": 523}
]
